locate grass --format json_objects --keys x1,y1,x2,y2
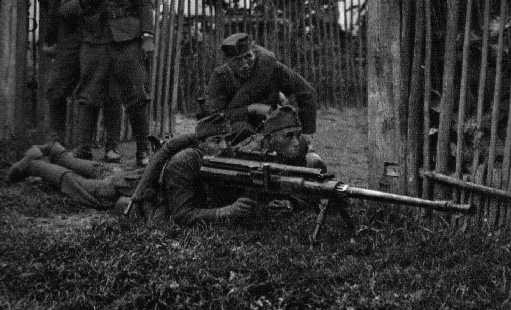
[{"x1": 1, "y1": 107, "x2": 511, "y2": 309}]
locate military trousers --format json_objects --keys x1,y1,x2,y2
[
  {"x1": 73, "y1": 39, "x2": 149, "y2": 152},
  {"x1": 46, "y1": 45, "x2": 80, "y2": 141},
  {"x1": 27, "y1": 143, "x2": 143, "y2": 208}
]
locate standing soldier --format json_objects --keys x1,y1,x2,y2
[
  {"x1": 204, "y1": 32, "x2": 317, "y2": 145},
  {"x1": 41, "y1": 0, "x2": 81, "y2": 142},
  {"x1": 59, "y1": 0, "x2": 154, "y2": 166}
]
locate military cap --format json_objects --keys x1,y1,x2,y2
[
  {"x1": 263, "y1": 105, "x2": 302, "y2": 136},
  {"x1": 221, "y1": 33, "x2": 252, "y2": 58},
  {"x1": 195, "y1": 113, "x2": 230, "y2": 140}
]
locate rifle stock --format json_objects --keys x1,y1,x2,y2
[{"x1": 200, "y1": 156, "x2": 471, "y2": 213}]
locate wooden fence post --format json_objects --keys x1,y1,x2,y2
[
  {"x1": 367, "y1": 0, "x2": 402, "y2": 191},
  {"x1": 454, "y1": 0, "x2": 473, "y2": 180},
  {"x1": 471, "y1": 0, "x2": 490, "y2": 176},
  {"x1": 435, "y1": 0, "x2": 459, "y2": 190},
  {"x1": 422, "y1": 0, "x2": 432, "y2": 201},
  {"x1": 486, "y1": 0, "x2": 507, "y2": 185},
  {"x1": 406, "y1": 0, "x2": 425, "y2": 197},
  {"x1": 0, "y1": 0, "x2": 28, "y2": 139}
]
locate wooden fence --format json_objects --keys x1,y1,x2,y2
[
  {"x1": 400, "y1": 0, "x2": 511, "y2": 232},
  {"x1": 148, "y1": 0, "x2": 367, "y2": 137},
  {"x1": 4, "y1": 0, "x2": 366, "y2": 142}
]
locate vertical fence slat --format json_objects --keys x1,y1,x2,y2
[
  {"x1": 422, "y1": 0, "x2": 432, "y2": 204},
  {"x1": 149, "y1": 0, "x2": 162, "y2": 134},
  {"x1": 308, "y1": 1, "x2": 316, "y2": 87},
  {"x1": 406, "y1": 0, "x2": 425, "y2": 198},
  {"x1": 471, "y1": 0, "x2": 491, "y2": 177},
  {"x1": 357, "y1": 0, "x2": 364, "y2": 106},
  {"x1": 170, "y1": 0, "x2": 185, "y2": 134},
  {"x1": 162, "y1": 0, "x2": 176, "y2": 135},
  {"x1": 311, "y1": 0, "x2": 321, "y2": 106},
  {"x1": 299, "y1": 1, "x2": 307, "y2": 79},
  {"x1": 501, "y1": 28, "x2": 511, "y2": 230},
  {"x1": 349, "y1": 0, "x2": 356, "y2": 103},
  {"x1": 435, "y1": 0, "x2": 460, "y2": 185},
  {"x1": 486, "y1": 0, "x2": 507, "y2": 185},
  {"x1": 156, "y1": 1, "x2": 171, "y2": 136},
  {"x1": 503, "y1": 75, "x2": 511, "y2": 230},
  {"x1": 454, "y1": 0, "x2": 473, "y2": 180}
]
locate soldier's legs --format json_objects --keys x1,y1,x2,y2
[
  {"x1": 73, "y1": 43, "x2": 111, "y2": 158},
  {"x1": 127, "y1": 104, "x2": 149, "y2": 165},
  {"x1": 73, "y1": 102, "x2": 97, "y2": 159},
  {"x1": 110, "y1": 41, "x2": 149, "y2": 166},
  {"x1": 8, "y1": 149, "x2": 118, "y2": 208},
  {"x1": 47, "y1": 46, "x2": 80, "y2": 141},
  {"x1": 46, "y1": 142, "x2": 112, "y2": 179},
  {"x1": 28, "y1": 160, "x2": 117, "y2": 208}
]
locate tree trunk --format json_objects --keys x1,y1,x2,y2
[{"x1": 367, "y1": 0, "x2": 402, "y2": 190}]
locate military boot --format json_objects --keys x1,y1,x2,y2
[
  {"x1": 103, "y1": 100, "x2": 122, "y2": 163},
  {"x1": 73, "y1": 103, "x2": 96, "y2": 160},
  {"x1": 7, "y1": 146, "x2": 44, "y2": 182},
  {"x1": 127, "y1": 105, "x2": 150, "y2": 167},
  {"x1": 48, "y1": 142, "x2": 109, "y2": 178}
]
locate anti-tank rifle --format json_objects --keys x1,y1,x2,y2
[{"x1": 200, "y1": 156, "x2": 472, "y2": 242}]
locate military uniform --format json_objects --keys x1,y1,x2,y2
[
  {"x1": 60, "y1": 0, "x2": 154, "y2": 162},
  {"x1": 160, "y1": 147, "x2": 245, "y2": 225},
  {"x1": 43, "y1": 0, "x2": 81, "y2": 141},
  {"x1": 205, "y1": 33, "x2": 317, "y2": 143}
]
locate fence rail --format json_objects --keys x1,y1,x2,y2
[{"x1": 408, "y1": 0, "x2": 511, "y2": 232}]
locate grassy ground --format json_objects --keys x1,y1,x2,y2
[{"x1": 1, "y1": 107, "x2": 511, "y2": 309}]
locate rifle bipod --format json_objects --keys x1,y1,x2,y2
[{"x1": 310, "y1": 200, "x2": 329, "y2": 248}]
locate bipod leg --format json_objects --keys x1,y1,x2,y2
[{"x1": 310, "y1": 199, "x2": 329, "y2": 249}]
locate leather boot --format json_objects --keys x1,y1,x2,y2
[
  {"x1": 73, "y1": 102, "x2": 96, "y2": 160},
  {"x1": 7, "y1": 147, "x2": 44, "y2": 182},
  {"x1": 103, "y1": 99, "x2": 122, "y2": 163},
  {"x1": 127, "y1": 105, "x2": 149, "y2": 167},
  {"x1": 48, "y1": 142, "x2": 109, "y2": 179}
]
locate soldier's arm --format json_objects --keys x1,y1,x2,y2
[
  {"x1": 274, "y1": 61, "x2": 317, "y2": 134},
  {"x1": 204, "y1": 68, "x2": 230, "y2": 115},
  {"x1": 163, "y1": 150, "x2": 223, "y2": 225},
  {"x1": 163, "y1": 149, "x2": 253, "y2": 225}
]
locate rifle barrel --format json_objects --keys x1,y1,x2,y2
[{"x1": 338, "y1": 185, "x2": 471, "y2": 212}]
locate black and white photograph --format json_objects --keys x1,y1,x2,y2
[{"x1": 1, "y1": 0, "x2": 510, "y2": 308}]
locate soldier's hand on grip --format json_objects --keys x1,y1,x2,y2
[{"x1": 227, "y1": 197, "x2": 258, "y2": 217}]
